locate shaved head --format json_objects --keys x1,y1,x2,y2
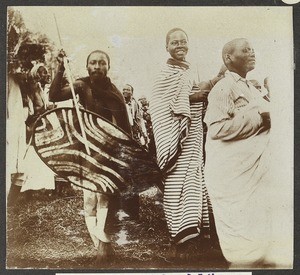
[
  {"x1": 221, "y1": 38, "x2": 255, "y2": 78},
  {"x1": 222, "y1": 38, "x2": 247, "y2": 64}
]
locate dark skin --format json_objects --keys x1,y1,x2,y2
[
  {"x1": 223, "y1": 38, "x2": 270, "y2": 130},
  {"x1": 36, "y1": 66, "x2": 51, "y2": 89},
  {"x1": 189, "y1": 64, "x2": 227, "y2": 103},
  {"x1": 49, "y1": 50, "x2": 110, "y2": 102},
  {"x1": 28, "y1": 66, "x2": 51, "y2": 114},
  {"x1": 166, "y1": 30, "x2": 212, "y2": 103},
  {"x1": 222, "y1": 38, "x2": 255, "y2": 79},
  {"x1": 122, "y1": 84, "x2": 133, "y2": 104}
]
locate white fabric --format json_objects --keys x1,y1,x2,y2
[
  {"x1": 21, "y1": 146, "x2": 55, "y2": 191},
  {"x1": 6, "y1": 76, "x2": 28, "y2": 195},
  {"x1": 204, "y1": 71, "x2": 273, "y2": 265}
]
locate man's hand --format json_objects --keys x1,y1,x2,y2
[
  {"x1": 57, "y1": 49, "x2": 67, "y2": 64},
  {"x1": 196, "y1": 90, "x2": 210, "y2": 101},
  {"x1": 260, "y1": 112, "x2": 271, "y2": 130},
  {"x1": 189, "y1": 81, "x2": 211, "y2": 102}
]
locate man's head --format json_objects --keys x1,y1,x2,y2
[
  {"x1": 30, "y1": 63, "x2": 51, "y2": 85},
  {"x1": 222, "y1": 38, "x2": 256, "y2": 78},
  {"x1": 37, "y1": 66, "x2": 51, "y2": 85},
  {"x1": 166, "y1": 28, "x2": 189, "y2": 61},
  {"x1": 139, "y1": 96, "x2": 148, "y2": 107},
  {"x1": 123, "y1": 84, "x2": 134, "y2": 103},
  {"x1": 86, "y1": 50, "x2": 110, "y2": 82}
]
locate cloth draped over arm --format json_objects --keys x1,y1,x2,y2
[
  {"x1": 204, "y1": 73, "x2": 269, "y2": 141},
  {"x1": 49, "y1": 72, "x2": 131, "y2": 135},
  {"x1": 203, "y1": 72, "x2": 272, "y2": 264},
  {"x1": 149, "y1": 58, "x2": 192, "y2": 174}
]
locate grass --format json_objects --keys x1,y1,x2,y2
[{"x1": 6, "y1": 187, "x2": 228, "y2": 270}]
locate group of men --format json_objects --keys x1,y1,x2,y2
[
  {"x1": 7, "y1": 29, "x2": 289, "y2": 269},
  {"x1": 122, "y1": 83, "x2": 150, "y2": 148},
  {"x1": 7, "y1": 47, "x2": 154, "y2": 263}
]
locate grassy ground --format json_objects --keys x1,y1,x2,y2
[{"x1": 6, "y1": 187, "x2": 228, "y2": 270}]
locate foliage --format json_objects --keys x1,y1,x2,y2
[{"x1": 7, "y1": 7, "x2": 56, "y2": 74}]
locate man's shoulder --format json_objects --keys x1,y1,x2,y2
[
  {"x1": 211, "y1": 73, "x2": 235, "y2": 95},
  {"x1": 75, "y1": 76, "x2": 90, "y2": 86},
  {"x1": 110, "y1": 82, "x2": 123, "y2": 95}
]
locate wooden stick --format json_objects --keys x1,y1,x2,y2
[{"x1": 53, "y1": 14, "x2": 90, "y2": 155}]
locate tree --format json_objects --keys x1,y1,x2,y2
[{"x1": 7, "y1": 7, "x2": 56, "y2": 74}]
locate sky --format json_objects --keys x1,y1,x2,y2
[{"x1": 13, "y1": 6, "x2": 293, "y2": 99}]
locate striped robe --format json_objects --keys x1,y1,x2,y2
[{"x1": 150, "y1": 58, "x2": 211, "y2": 244}]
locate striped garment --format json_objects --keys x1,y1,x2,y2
[{"x1": 150, "y1": 58, "x2": 211, "y2": 244}]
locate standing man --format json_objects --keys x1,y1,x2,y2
[
  {"x1": 21, "y1": 63, "x2": 55, "y2": 193},
  {"x1": 49, "y1": 50, "x2": 131, "y2": 263},
  {"x1": 204, "y1": 38, "x2": 272, "y2": 268},
  {"x1": 150, "y1": 28, "x2": 214, "y2": 256},
  {"x1": 122, "y1": 84, "x2": 148, "y2": 220},
  {"x1": 122, "y1": 84, "x2": 148, "y2": 147},
  {"x1": 138, "y1": 96, "x2": 156, "y2": 157}
]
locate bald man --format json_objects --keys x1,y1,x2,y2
[{"x1": 204, "y1": 38, "x2": 273, "y2": 268}]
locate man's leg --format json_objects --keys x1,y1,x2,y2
[
  {"x1": 7, "y1": 173, "x2": 26, "y2": 207},
  {"x1": 94, "y1": 193, "x2": 114, "y2": 263},
  {"x1": 83, "y1": 189, "x2": 99, "y2": 248},
  {"x1": 121, "y1": 192, "x2": 140, "y2": 220},
  {"x1": 94, "y1": 193, "x2": 110, "y2": 243}
]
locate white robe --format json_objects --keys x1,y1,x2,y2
[{"x1": 204, "y1": 71, "x2": 273, "y2": 266}]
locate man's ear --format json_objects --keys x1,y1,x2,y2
[
  {"x1": 225, "y1": 53, "x2": 231, "y2": 62},
  {"x1": 224, "y1": 54, "x2": 232, "y2": 66}
]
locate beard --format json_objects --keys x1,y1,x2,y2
[{"x1": 90, "y1": 71, "x2": 106, "y2": 81}]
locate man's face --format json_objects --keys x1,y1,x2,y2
[
  {"x1": 87, "y1": 52, "x2": 109, "y2": 81},
  {"x1": 166, "y1": 31, "x2": 188, "y2": 61},
  {"x1": 227, "y1": 40, "x2": 256, "y2": 76},
  {"x1": 139, "y1": 97, "x2": 148, "y2": 107},
  {"x1": 37, "y1": 66, "x2": 51, "y2": 85},
  {"x1": 123, "y1": 85, "x2": 133, "y2": 102}
]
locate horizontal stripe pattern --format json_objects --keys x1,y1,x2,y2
[{"x1": 150, "y1": 62, "x2": 211, "y2": 243}]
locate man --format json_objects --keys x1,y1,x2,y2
[
  {"x1": 204, "y1": 38, "x2": 272, "y2": 268},
  {"x1": 7, "y1": 61, "x2": 55, "y2": 205},
  {"x1": 150, "y1": 28, "x2": 215, "y2": 255},
  {"x1": 121, "y1": 84, "x2": 148, "y2": 220},
  {"x1": 49, "y1": 50, "x2": 131, "y2": 262},
  {"x1": 138, "y1": 96, "x2": 156, "y2": 156},
  {"x1": 122, "y1": 84, "x2": 148, "y2": 146},
  {"x1": 7, "y1": 74, "x2": 28, "y2": 206},
  {"x1": 21, "y1": 63, "x2": 55, "y2": 193}
]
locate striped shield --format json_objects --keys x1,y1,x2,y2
[{"x1": 33, "y1": 107, "x2": 162, "y2": 195}]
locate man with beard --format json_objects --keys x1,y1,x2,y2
[{"x1": 49, "y1": 50, "x2": 131, "y2": 263}]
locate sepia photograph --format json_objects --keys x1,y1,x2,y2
[{"x1": 5, "y1": 4, "x2": 294, "y2": 272}]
